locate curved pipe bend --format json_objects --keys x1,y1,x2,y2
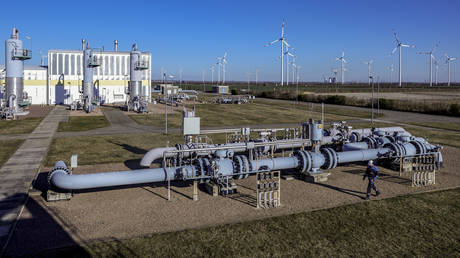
[{"x1": 140, "y1": 147, "x2": 177, "y2": 167}]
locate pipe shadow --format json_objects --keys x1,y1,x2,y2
[
  {"x1": 309, "y1": 182, "x2": 367, "y2": 200},
  {"x1": 227, "y1": 193, "x2": 258, "y2": 208}
]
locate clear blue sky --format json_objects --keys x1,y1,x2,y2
[{"x1": 1, "y1": 0, "x2": 460, "y2": 82}]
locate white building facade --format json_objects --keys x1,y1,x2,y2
[{"x1": 2, "y1": 50, "x2": 152, "y2": 105}]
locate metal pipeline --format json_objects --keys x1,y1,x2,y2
[{"x1": 140, "y1": 139, "x2": 310, "y2": 167}]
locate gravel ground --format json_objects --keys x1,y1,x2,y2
[
  {"x1": 6, "y1": 146, "x2": 459, "y2": 256},
  {"x1": 19, "y1": 105, "x2": 54, "y2": 119}
]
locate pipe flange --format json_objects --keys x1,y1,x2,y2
[
  {"x1": 241, "y1": 155, "x2": 250, "y2": 178},
  {"x1": 295, "y1": 150, "x2": 307, "y2": 173},
  {"x1": 305, "y1": 151, "x2": 312, "y2": 172},
  {"x1": 321, "y1": 148, "x2": 333, "y2": 170},
  {"x1": 409, "y1": 140, "x2": 423, "y2": 155},
  {"x1": 48, "y1": 166, "x2": 71, "y2": 185},
  {"x1": 234, "y1": 155, "x2": 244, "y2": 179}
]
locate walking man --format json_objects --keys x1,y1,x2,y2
[{"x1": 363, "y1": 160, "x2": 380, "y2": 200}]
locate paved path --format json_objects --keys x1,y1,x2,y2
[{"x1": 0, "y1": 106, "x2": 68, "y2": 254}]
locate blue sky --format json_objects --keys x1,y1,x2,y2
[{"x1": 1, "y1": 0, "x2": 460, "y2": 82}]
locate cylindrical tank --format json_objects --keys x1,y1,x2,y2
[
  {"x1": 311, "y1": 121, "x2": 323, "y2": 142},
  {"x1": 5, "y1": 28, "x2": 24, "y2": 109},
  {"x1": 83, "y1": 45, "x2": 94, "y2": 109},
  {"x1": 129, "y1": 44, "x2": 142, "y2": 101}
]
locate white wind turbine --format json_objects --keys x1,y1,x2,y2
[
  {"x1": 390, "y1": 30, "x2": 416, "y2": 87},
  {"x1": 290, "y1": 57, "x2": 297, "y2": 85},
  {"x1": 389, "y1": 64, "x2": 394, "y2": 84},
  {"x1": 336, "y1": 50, "x2": 347, "y2": 85},
  {"x1": 363, "y1": 59, "x2": 374, "y2": 85},
  {"x1": 216, "y1": 57, "x2": 222, "y2": 84},
  {"x1": 445, "y1": 54, "x2": 457, "y2": 86},
  {"x1": 221, "y1": 51, "x2": 228, "y2": 84},
  {"x1": 209, "y1": 65, "x2": 215, "y2": 85},
  {"x1": 433, "y1": 56, "x2": 441, "y2": 85},
  {"x1": 285, "y1": 50, "x2": 296, "y2": 85},
  {"x1": 266, "y1": 21, "x2": 293, "y2": 86},
  {"x1": 417, "y1": 42, "x2": 440, "y2": 87}
]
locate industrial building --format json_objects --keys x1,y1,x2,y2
[{"x1": 1, "y1": 41, "x2": 152, "y2": 105}]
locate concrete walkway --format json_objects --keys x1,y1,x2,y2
[{"x1": 0, "y1": 106, "x2": 68, "y2": 254}]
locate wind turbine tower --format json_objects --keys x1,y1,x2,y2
[
  {"x1": 363, "y1": 59, "x2": 374, "y2": 85},
  {"x1": 433, "y1": 56, "x2": 440, "y2": 85},
  {"x1": 390, "y1": 30, "x2": 415, "y2": 87},
  {"x1": 266, "y1": 21, "x2": 291, "y2": 86},
  {"x1": 221, "y1": 51, "x2": 228, "y2": 84},
  {"x1": 336, "y1": 51, "x2": 347, "y2": 85},
  {"x1": 445, "y1": 54, "x2": 457, "y2": 86},
  {"x1": 417, "y1": 42, "x2": 439, "y2": 87},
  {"x1": 389, "y1": 64, "x2": 394, "y2": 84}
]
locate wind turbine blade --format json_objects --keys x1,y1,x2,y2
[
  {"x1": 265, "y1": 39, "x2": 280, "y2": 46},
  {"x1": 390, "y1": 47, "x2": 398, "y2": 56},
  {"x1": 392, "y1": 29, "x2": 401, "y2": 44}
]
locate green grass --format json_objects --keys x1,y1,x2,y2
[
  {"x1": 0, "y1": 117, "x2": 42, "y2": 134},
  {"x1": 406, "y1": 121, "x2": 460, "y2": 132},
  {"x1": 130, "y1": 102, "x2": 351, "y2": 128},
  {"x1": 0, "y1": 139, "x2": 24, "y2": 167},
  {"x1": 405, "y1": 127, "x2": 460, "y2": 148},
  {"x1": 42, "y1": 188, "x2": 460, "y2": 257},
  {"x1": 57, "y1": 116, "x2": 109, "y2": 132}
]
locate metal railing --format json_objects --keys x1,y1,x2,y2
[
  {"x1": 88, "y1": 56, "x2": 101, "y2": 67},
  {"x1": 12, "y1": 48, "x2": 32, "y2": 60},
  {"x1": 135, "y1": 60, "x2": 149, "y2": 70}
]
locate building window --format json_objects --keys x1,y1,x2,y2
[
  {"x1": 121, "y1": 56, "x2": 125, "y2": 76},
  {"x1": 58, "y1": 54, "x2": 63, "y2": 75},
  {"x1": 64, "y1": 54, "x2": 69, "y2": 75},
  {"x1": 116, "y1": 56, "x2": 120, "y2": 76},
  {"x1": 77, "y1": 55, "x2": 81, "y2": 76},
  {"x1": 104, "y1": 56, "x2": 109, "y2": 75},
  {"x1": 71, "y1": 54, "x2": 75, "y2": 75},
  {"x1": 52, "y1": 53, "x2": 57, "y2": 75},
  {"x1": 110, "y1": 56, "x2": 114, "y2": 76}
]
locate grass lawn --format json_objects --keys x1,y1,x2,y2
[
  {"x1": 42, "y1": 188, "x2": 460, "y2": 257},
  {"x1": 45, "y1": 133, "x2": 228, "y2": 167},
  {"x1": 406, "y1": 121, "x2": 460, "y2": 132},
  {"x1": 130, "y1": 102, "x2": 351, "y2": 128},
  {"x1": 57, "y1": 116, "x2": 109, "y2": 132},
  {"x1": 0, "y1": 140, "x2": 24, "y2": 167},
  {"x1": 0, "y1": 118, "x2": 43, "y2": 134}
]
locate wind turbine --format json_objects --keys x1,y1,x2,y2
[
  {"x1": 433, "y1": 56, "x2": 441, "y2": 85},
  {"x1": 221, "y1": 51, "x2": 228, "y2": 84},
  {"x1": 363, "y1": 59, "x2": 374, "y2": 85},
  {"x1": 336, "y1": 50, "x2": 347, "y2": 85},
  {"x1": 389, "y1": 64, "x2": 394, "y2": 84},
  {"x1": 390, "y1": 30, "x2": 415, "y2": 87},
  {"x1": 209, "y1": 65, "x2": 215, "y2": 85},
  {"x1": 285, "y1": 50, "x2": 296, "y2": 85},
  {"x1": 290, "y1": 59, "x2": 297, "y2": 85},
  {"x1": 332, "y1": 68, "x2": 338, "y2": 83},
  {"x1": 266, "y1": 21, "x2": 291, "y2": 86},
  {"x1": 216, "y1": 57, "x2": 222, "y2": 84},
  {"x1": 417, "y1": 42, "x2": 440, "y2": 87},
  {"x1": 445, "y1": 54, "x2": 457, "y2": 86}
]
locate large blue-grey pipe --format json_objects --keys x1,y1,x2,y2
[{"x1": 49, "y1": 139, "x2": 440, "y2": 191}]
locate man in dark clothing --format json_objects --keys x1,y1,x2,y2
[{"x1": 363, "y1": 160, "x2": 380, "y2": 200}]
